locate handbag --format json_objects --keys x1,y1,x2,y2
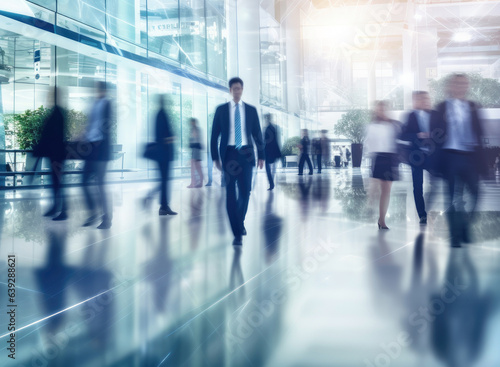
[
  {"x1": 189, "y1": 142, "x2": 202, "y2": 150},
  {"x1": 143, "y1": 142, "x2": 162, "y2": 161}
]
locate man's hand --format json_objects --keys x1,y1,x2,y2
[
  {"x1": 417, "y1": 132, "x2": 430, "y2": 139},
  {"x1": 258, "y1": 159, "x2": 264, "y2": 169},
  {"x1": 214, "y1": 160, "x2": 222, "y2": 171}
]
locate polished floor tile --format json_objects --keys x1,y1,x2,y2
[{"x1": 1, "y1": 167, "x2": 499, "y2": 367}]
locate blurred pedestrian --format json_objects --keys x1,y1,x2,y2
[
  {"x1": 364, "y1": 100, "x2": 401, "y2": 229},
  {"x1": 81, "y1": 81, "x2": 113, "y2": 229},
  {"x1": 210, "y1": 77, "x2": 265, "y2": 246},
  {"x1": 431, "y1": 73, "x2": 486, "y2": 247},
  {"x1": 320, "y1": 130, "x2": 330, "y2": 170},
  {"x1": 264, "y1": 113, "x2": 281, "y2": 190},
  {"x1": 298, "y1": 129, "x2": 313, "y2": 175},
  {"x1": 35, "y1": 87, "x2": 67, "y2": 221},
  {"x1": 187, "y1": 118, "x2": 203, "y2": 188},
  {"x1": 144, "y1": 95, "x2": 178, "y2": 216},
  {"x1": 312, "y1": 135, "x2": 322, "y2": 173},
  {"x1": 401, "y1": 91, "x2": 440, "y2": 225}
]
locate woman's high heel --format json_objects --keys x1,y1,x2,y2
[{"x1": 378, "y1": 222, "x2": 389, "y2": 230}]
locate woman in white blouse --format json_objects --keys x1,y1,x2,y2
[{"x1": 364, "y1": 101, "x2": 402, "y2": 229}]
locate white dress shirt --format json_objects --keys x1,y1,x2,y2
[
  {"x1": 416, "y1": 109, "x2": 430, "y2": 133},
  {"x1": 444, "y1": 99, "x2": 477, "y2": 152},
  {"x1": 364, "y1": 121, "x2": 400, "y2": 155},
  {"x1": 86, "y1": 98, "x2": 107, "y2": 142},
  {"x1": 228, "y1": 100, "x2": 248, "y2": 146}
]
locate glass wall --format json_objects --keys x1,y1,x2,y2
[{"x1": 0, "y1": 0, "x2": 233, "y2": 188}]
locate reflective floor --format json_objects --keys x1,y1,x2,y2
[{"x1": 1, "y1": 168, "x2": 500, "y2": 367}]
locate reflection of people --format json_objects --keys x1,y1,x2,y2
[
  {"x1": 364, "y1": 100, "x2": 401, "y2": 229},
  {"x1": 401, "y1": 91, "x2": 439, "y2": 225},
  {"x1": 82, "y1": 82, "x2": 113, "y2": 229},
  {"x1": 298, "y1": 129, "x2": 313, "y2": 175},
  {"x1": 35, "y1": 87, "x2": 67, "y2": 220},
  {"x1": 430, "y1": 250, "x2": 493, "y2": 367},
  {"x1": 187, "y1": 118, "x2": 204, "y2": 188},
  {"x1": 35, "y1": 227, "x2": 70, "y2": 332},
  {"x1": 431, "y1": 74, "x2": 486, "y2": 247},
  {"x1": 145, "y1": 95, "x2": 178, "y2": 216},
  {"x1": 264, "y1": 113, "x2": 281, "y2": 191},
  {"x1": 142, "y1": 219, "x2": 172, "y2": 311},
  {"x1": 263, "y1": 192, "x2": 282, "y2": 262},
  {"x1": 211, "y1": 77, "x2": 265, "y2": 246}
]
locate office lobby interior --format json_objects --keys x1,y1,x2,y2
[{"x1": 1, "y1": 1, "x2": 500, "y2": 366}]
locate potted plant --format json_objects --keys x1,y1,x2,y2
[
  {"x1": 334, "y1": 109, "x2": 371, "y2": 167},
  {"x1": 280, "y1": 136, "x2": 301, "y2": 167},
  {"x1": 14, "y1": 106, "x2": 50, "y2": 174},
  {"x1": 14, "y1": 106, "x2": 88, "y2": 175}
]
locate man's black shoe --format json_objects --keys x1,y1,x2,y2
[{"x1": 159, "y1": 206, "x2": 178, "y2": 215}]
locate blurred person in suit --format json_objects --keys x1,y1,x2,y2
[
  {"x1": 263, "y1": 113, "x2": 281, "y2": 191},
  {"x1": 298, "y1": 129, "x2": 313, "y2": 175},
  {"x1": 144, "y1": 95, "x2": 177, "y2": 216},
  {"x1": 81, "y1": 81, "x2": 113, "y2": 229},
  {"x1": 401, "y1": 91, "x2": 440, "y2": 225},
  {"x1": 35, "y1": 87, "x2": 68, "y2": 220},
  {"x1": 312, "y1": 135, "x2": 322, "y2": 173},
  {"x1": 211, "y1": 77, "x2": 265, "y2": 246},
  {"x1": 320, "y1": 130, "x2": 330, "y2": 169},
  {"x1": 431, "y1": 73, "x2": 486, "y2": 247},
  {"x1": 364, "y1": 100, "x2": 402, "y2": 230}
]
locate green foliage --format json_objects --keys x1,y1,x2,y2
[
  {"x1": 281, "y1": 136, "x2": 301, "y2": 156},
  {"x1": 429, "y1": 73, "x2": 500, "y2": 107},
  {"x1": 10, "y1": 107, "x2": 88, "y2": 150},
  {"x1": 65, "y1": 109, "x2": 88, "y2": 141},
  {"x1": 334, "y1": 109, "x2": 371, "y2": 143},
  {"x1": 14, "y1": 106, "x2": 50, "y2": 150}
]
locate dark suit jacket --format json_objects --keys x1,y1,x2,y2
[
  {"x1": 155, "y1": 108, "x2": 175, "y2": 162},
  {"x1": 211, "y1": 102, "x2": 264, "y2": 166},
  {"x1": 430, "y1": 100, "x2": 487, "y2": 176},
  {"x1": 401, "y1": 110, "x2": 439, "y2": 169},
  {"x1": 300, "y1": 136, "x2": 311, "y2": 155},
  {"x1": 36, "y1": 105, "x2": 66, "y2": 161},
  {"x1": 264, "y1": 123, "x2": 281, "y2": 162}
]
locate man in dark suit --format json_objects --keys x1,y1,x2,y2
[
  {"x1": 401, "y1": 91, "x2": 439, "y2": 225},
  {"x1": 211, "y1": 77, "x2": 265, "y2": 246},
  {"x1": 264, "y1": 113, "x2": 281, "y2": 191},
  {"x1": 298, "y1": 129, "x2": 313, "y2": 175},
  {"x1": 82, "y1": 81, "x2": 113, "y2": 229},
  {"x1": 430, "y1": 73, "x2": 486, "y2": 247}
]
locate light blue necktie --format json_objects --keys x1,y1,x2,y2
[{"x1": 235, "y1": 103, "x2": 242, "y2": 149}]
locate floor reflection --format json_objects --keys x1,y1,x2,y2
[{"x1": 0, "y1": 171, "x2": 499, "y2": 367}]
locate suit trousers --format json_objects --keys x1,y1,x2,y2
[
  {"x1": 443, "y1": 150, "x2": 479, "y2": 245},
  {"x1": 224, "y1": 146, "x2": 254, "y2": 238},
  {"x1": 411, "y1": 164, "x2": 426, "y2": 219},
  {"x1": 299, "y1": 153, "x2": 313, "y2": 174},
  {"x1": 265, "y1": 160, "x2": 276, "y2": 189},
  {"x1": 82, "y1": 159, "x2": 112, "y2": 222}
]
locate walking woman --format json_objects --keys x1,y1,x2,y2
[
  {"x1": 187, "y1": 117, "x2": 204, "y2": 188},
  {"x1": 364, "y1": 100, "x2": 401, "y2": 229}
]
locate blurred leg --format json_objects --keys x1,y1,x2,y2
[{"x1": 379, "y1": 180, "x2": 392, "y2": 226}]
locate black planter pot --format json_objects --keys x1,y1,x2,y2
[{"x1": 351, "y1": 143, "x2": 363, "y2": 167}]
